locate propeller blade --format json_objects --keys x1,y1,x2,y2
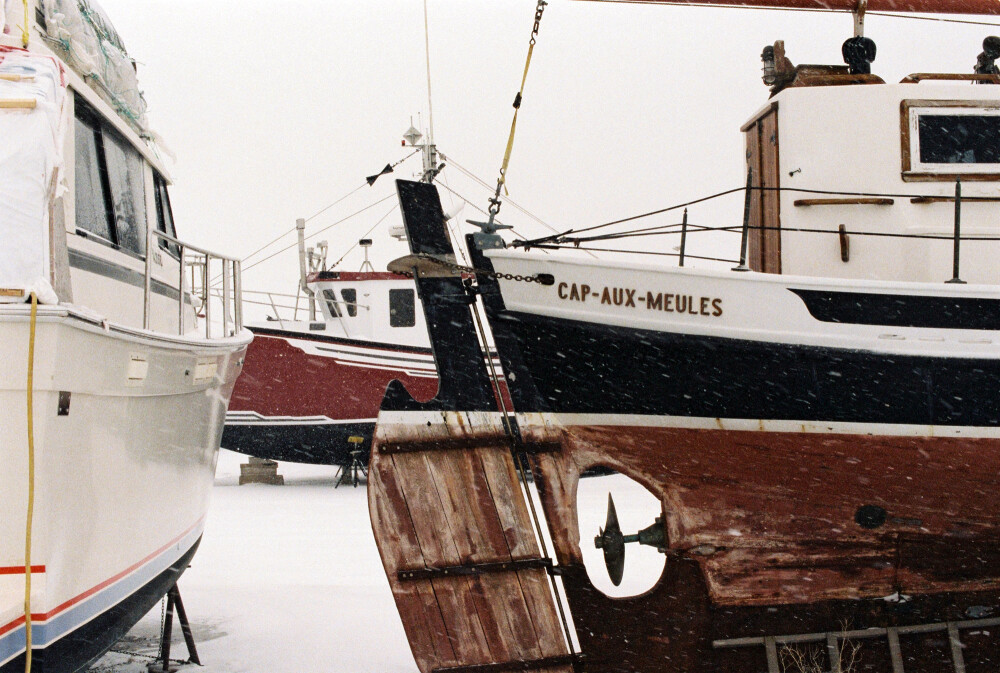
[{"x1": 594, "y1": 493, "x2": 626, "y2": 586}]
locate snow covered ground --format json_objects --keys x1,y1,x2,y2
[{"x1": 93, "y1": 451, "x2": 663, "y2": 673}]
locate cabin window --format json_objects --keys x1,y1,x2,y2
[
  {"x1": 389, "y1": 288, "x2": 415, "y2": 328},
  {"x1": 341, "y1": 288, "x2": 358, "y2": 317},
  {"x1": 903, "y1": 102, "x2": 1000, "y2": 178},
  {"x1": 322, "y1": 289, "x2": 342, "y2": 318},
  {"x1": 919, "y1": 115, "x2": 1000, "y2": 164},
  {"x1": 153, "y1": 173, "x2": 179, "y2": 257},
  {"x1": 73, "y1": 116, "x2": 114, "y2": 242},
  {"x1": 103, "y1": 130, "x2": 147, "y2": 256},
  {"x1": 73, "y1": 98, "x2": 149, "y2": 254}
]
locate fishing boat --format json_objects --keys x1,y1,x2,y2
[
  {"x1": 221, "y1": 251, "x2": 440, "y2": 466},
  {"x1": 0, "y1": 2, "x2": 250, "y2": 670},
  {"x1": 367, "y1": 2, "x2": 1000, "y2": 672},
  {"x1": 221, "y1": 128, "x2": 512, "y2": 466}
]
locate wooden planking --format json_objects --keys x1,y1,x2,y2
[
  {"x1": 370, "y1": 418, "x2": 573, "y2": 673},
  {"x1": 369, "y1": 453, "x2": 458, "y2": 669},
  {"x1": 745, "y1": 125, "x2": 763, "y2": 272},
  {"x1": 424, "y1": 449, "x2": 539, "y2": 665},
  {"x1": 479, "y1": 449, "x2": 569, "y2": 659},
  {"x1": 393, "y1": 451, "x2": 495, "y2": 664},
  {"x1": 759, "y1": 109, "x2": 782, "y2": 274}
]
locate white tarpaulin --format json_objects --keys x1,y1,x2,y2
[{"x1": 0, "y1": 50, "x2": 65, "y2": 304}]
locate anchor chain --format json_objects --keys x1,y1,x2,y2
[{"x1": 398, "y1": 253, "x2": 554, "y2": 285}]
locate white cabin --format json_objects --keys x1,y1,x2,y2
[{"x1": 743, "y1": 64, "x2": 1000, "y2": 284}]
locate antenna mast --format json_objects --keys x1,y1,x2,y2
[{"x1": 420, "y1": 0, "x2": 440, "y2": 183}]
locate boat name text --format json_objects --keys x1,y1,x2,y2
[{"x1": 556, "y1": 283, "x2": 722, "y2": 317}]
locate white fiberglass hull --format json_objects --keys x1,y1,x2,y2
[{"x1": 0, "y1": 304, "x2": 249, "y2": 672}]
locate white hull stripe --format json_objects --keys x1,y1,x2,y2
[
  {"x1": 0, "y1": 518, "x2": 205, "y2": 665},
  {"x1": 225, "y1": 412, "x2": 374, "y2": 426},
  {"x1": 376, "y1": 410, "x2": 1000, "y2": 440}
]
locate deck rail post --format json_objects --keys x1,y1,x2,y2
[
  {"x1": 733, "y1": 168, "x2": 753, "y2": 271},
  {"x1": 947, "y1": 177, "x2": 965, "y2": 284},
  {"x1": 679, "y1": 207, "x2": 689, "y2": 267}
]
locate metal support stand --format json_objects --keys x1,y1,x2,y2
[
  {"x1": 147, "y1": 584, "x2": 200, "y2": 672},
  {"x1": 335, "y1": 441, "x2": 368, "y2": 488}
]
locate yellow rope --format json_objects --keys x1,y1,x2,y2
[
  {"x1": 21, "y1": 0, "x2": 30, "y2": 48},
  {"x1": 496, "y1": 0, "x2": 547, "y2": 197},
  {"x1": 24, "y1": 292, "x2": 37, "y2": 673}
]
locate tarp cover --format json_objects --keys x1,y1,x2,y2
[{"x1": 0, "y1": 50, "x2": 66, "y2": 304}]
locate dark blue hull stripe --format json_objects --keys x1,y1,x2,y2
[
  {"x1": 221, "y1": 422, "x2": 375, "y2": 465},
  {"x1": 497, "y1": 310, "x2": 1000, "y2": 426}
]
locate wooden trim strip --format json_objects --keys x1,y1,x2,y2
[
  {"x1": 903, "y1": 172, "x2": 1000, "y2": 182},
  {"x1": 901, "y1": 73, "x2": 1000, "y2": 83},
  {"x1": 0, "y1": 288, "x2": 26, "y2": 297},
  {"x1": 793, "y1": 198, "x2": 894, "y2": 207},
  {"x1": 432, "y1": 654, "x2": 581, "y2": 673},
  {"x1": 739, "y1": 101, "x2": 778, "y2": 133},
  {"x1": 398, "y1": 558, "x2": 553, "y2": 581},
  {"x1": 0, "y1": 74, "x2": 34, "y2": 82},
  {"x1": 911, "y1": 196, "x2": 1000, "y2": 203},
  {"x1": 0, "y1": 98, "x2": 37, "y2": 109},
  {"x1": 378, "y1": 437, "x2": 560, "y2": 455}
]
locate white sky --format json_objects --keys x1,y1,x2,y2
[{"x1": 95, "y1": 0, "x2": 997, "y2": 320}]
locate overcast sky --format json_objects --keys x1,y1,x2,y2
[{"x1": 94, "y1": 0, "x2": 998, "y2": 320}]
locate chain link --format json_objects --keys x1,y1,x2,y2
[
  {"x1": 400, "y1": 254, "x2": 552, "y2": 285},
  {"x1": 530, "y1": 0, "x2": 547, "y2": 45}
]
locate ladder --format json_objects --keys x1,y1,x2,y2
[{"x1": 713, "y1": 615, "x2": 1000, "y2": 673}]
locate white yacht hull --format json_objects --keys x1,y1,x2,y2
[{"x1": 0, "y1": 304, "x2": 248, "y2": 672}]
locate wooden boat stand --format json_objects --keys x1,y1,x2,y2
[{"x1": 147, "y1": 584, "x2": 200, "y2": 672}]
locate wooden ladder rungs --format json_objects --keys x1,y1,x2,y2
[
  {"x1": 0, "y1": 98, "x2": 37, "y2": 109},
  {"x1": 0, "y1": 74, "x2": 35, "y2": 82}
]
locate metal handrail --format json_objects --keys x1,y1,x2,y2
[{"x1": 143, "y1": 227, "x2": 244, "y2": 338}]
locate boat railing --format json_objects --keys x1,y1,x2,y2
[
  {"x1": 516, "y1": 175, "x2": 995, "y2": 284},
  {"x1": 143, "y1": 228, "x2": 243, "y2": 338}
]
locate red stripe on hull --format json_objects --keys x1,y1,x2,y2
[
  {"x1": 0, "y1": 566, "x2": 44, "y2": 575},
  {"x1": 526, "y1": 422, "x2": 1000, "y2": 606},
  {"x1": 229, "y1": 335, "x2": 439, "y2": 419}
]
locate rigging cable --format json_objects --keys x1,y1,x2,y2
[
  {"x1": 24, "y1": 293, "x2": 37, "y2": 673},
  {"x1": 238, "y1": 193, "x2": 397, "y2": 276},
  {"x1": 329, "y1": 203, "x2": 401, "y2": 269},
  {"x1": 515, "y1": 184, "x2": 997, "y2": 247},
  {"x1": 237, "y1": 149, "x2": 420, "y2": 268}
]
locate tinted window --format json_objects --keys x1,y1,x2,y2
[
  {"x1": 389, "y1": 289, "x2": 415, "y2": 328},
  {"x1": 74, "y1": 116, "x2": 114, "y2": 241},
  {"x1": 323, "y1": 289, "x2": 342, "y2": 318},
  {"x1": 918, "y1": 114, "x2": 1000, "y2": 164},
  {"x1": 341, "y1": 288, "x2": 357, "y2": 317},
  {"x1": 154, "y1": 173, "x2": 179, "y2": 256},
  {"x1": 103, "y1": 131, "x2": 147, "y2": 255}
]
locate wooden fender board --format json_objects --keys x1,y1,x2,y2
[{"x1": 368, "y1": 411, "x2": 572, "y2": 673}]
